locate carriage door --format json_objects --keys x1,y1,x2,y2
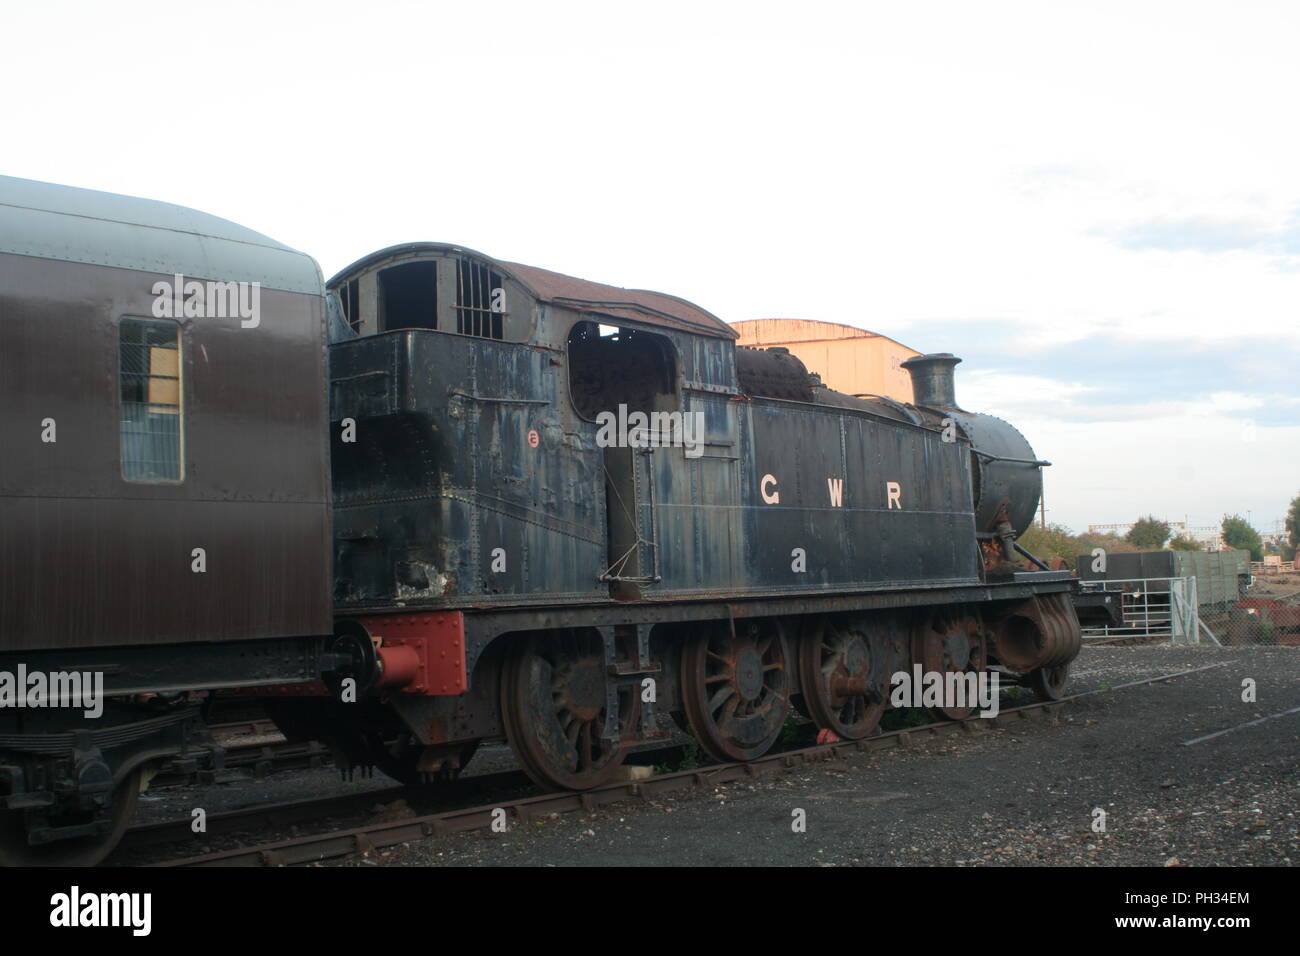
[{"x1": 567, "y1": 321, "x2": 678, "y2": 600}]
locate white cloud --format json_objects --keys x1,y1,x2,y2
[{"x1": 1207, "y1": 392, "x2": 1267, "y2": 412}]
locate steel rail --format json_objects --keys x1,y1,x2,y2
[
  {"x1": 120, "y1": 768, "x2": 536, "y2": 854},
  {"x1": 150, "y1": 662, "x2": 1228, "y2": 868}
]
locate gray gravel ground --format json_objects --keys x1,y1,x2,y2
[
  {"x1": 128, "y1": 645, "x2": 1298, "y2": 867},
  {"x1": 332, "y1": 645, "x2": 1299, "y2": 867}
]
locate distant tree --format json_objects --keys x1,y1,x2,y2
[
  {"x1": 1016, "y1": 524, "x2": 1151, "y2": 569},
  {"x1": 1125, "y1": 515, "x2": 1170, "y2": 550},
  {"x1": 1168, "y1": 534, "x2": 1202, "y2": 551},
  {"x1": 1017, "y1": 523, "x2": 1086, "y2": 568},
  {"x1": 1287, "y1": 493, "x2": 1300, "y2": 550},
  {"x1": 1077, "y1": 531, "x2": 1141, "y2": 556},
  {"x1": 1221, "y1": 514, "x2": 1263, "y2": 561}
]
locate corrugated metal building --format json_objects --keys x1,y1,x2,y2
[{"x1": 731, "y1": 318, "x2": 920, "y2": 403}]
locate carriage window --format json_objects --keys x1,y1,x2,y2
[
  {"x1": 119, "y1": 318, "x2": 182, "y2": 481},
  {"x1": 455, "y1": 259, "x2": 504, "y2": 339},
  {"x1": 379, "y1": 261, "x2": 438, "y2": 331}
]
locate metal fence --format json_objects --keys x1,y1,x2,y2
[
  {"x1": 1080, "y1": 575, "x2": 1300, "y2": 646},
  {"x1": 1251, "y1": 560, "x2": 1296, "y2": 573},
  {"x1": 1081, "y1": 576, "x2": 1203, "y2": 644}
]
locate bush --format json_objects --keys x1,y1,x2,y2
[{"x1": 1016, "y1": 523, "x2": 1141, "y2": 569}]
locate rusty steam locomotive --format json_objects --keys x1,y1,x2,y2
[{"x1": 0, "y1": 176, "x2": 1081, "y2": 865}]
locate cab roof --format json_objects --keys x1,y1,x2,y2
[{"x1": 328, "y1": 242, "x2": 736, "y2": 339}]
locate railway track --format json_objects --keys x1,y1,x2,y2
[
  {"x1": 134, "y1": 662, "x2": 1228, "y2": 867},
  {"x1": 118, "y1": 767, "x2": 538, "y2": 857}
]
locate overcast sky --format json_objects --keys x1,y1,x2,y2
[{"x1": 5, "y1": 1, "x2": 1297, "y2": 534}]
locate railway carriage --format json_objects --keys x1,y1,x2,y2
[
  {"x1": 0, "y1": 178, "x2": 1082, "y2": 865},
  {"x1": 0, "y1": 176, "x2": 333, "y2": 864}
]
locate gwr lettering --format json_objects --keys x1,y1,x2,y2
[{"x1": 760, "y1": 474, "x2": 906, "y2": 510}]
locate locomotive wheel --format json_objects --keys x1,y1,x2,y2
[
  {"x1": 0, "y1": 767, "x2": 142, "y2": 867},
  {"x1": 798, "y1": 617, "x2": 893, "y2": 740},
  {"x1": 681, "y1": 619, "x2": 792, "y2": 762},
  {"x1": 912, "y1": 611, "x2": 988, "y2": 720},
  {"x1": 1028, "y1": 663, "x2": 1071, "y2": 701},
  {"x1": 500, "y1": 632, "x2": 629, "y2": 790}
]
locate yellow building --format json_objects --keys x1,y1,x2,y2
[{"x1": 731, "y1": 318, "x2": 920, "y2": 403}]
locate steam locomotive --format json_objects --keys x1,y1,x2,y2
[{"x1": 0, "y1": 175, "x2": 1081, "y2": 865}]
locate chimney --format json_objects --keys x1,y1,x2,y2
[{"x1": 901, "y1": 353, "x2": 962, "y2": 408}]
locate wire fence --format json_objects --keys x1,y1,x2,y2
[{"x1": 1079, "y1": 574, "x2": 1300, "y2": 646}]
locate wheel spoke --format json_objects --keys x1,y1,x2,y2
[
  {"x1": 719, "y1": 694, "x2": 741, "y2": 724},
  {"x1": 501, "y1": 634, "x2": 628, "y2": 790},
  {"x1": 579, "y1": 723, "x2": 593, "y2": 771},
  {"x1": 799, "y1": 617, "x2": 890, "y2": 740}
]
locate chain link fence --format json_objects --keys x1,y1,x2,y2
[{"x1": 1214, "y1": 570, "x2": 1300, "y2": 646}]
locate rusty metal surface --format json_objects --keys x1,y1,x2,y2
[
  {"x1": 329, "y1": 328, "x2": 986, "y2": 614},
  {"x1": 735, "y1": 345, "x2": 816, "y2": 400},
  {"x1": 499, "y1": 631, "x2": 631, "y2": 789},
  {"x1": 0, "y1": 250, "x2": 332, "y2": 652},
  {"x1": 452, "y1": 578, "x2": 1077, "y2": 681},
  {"x1": 797, "y1": 614, "x2": 900, "y2": 739},
  {"x1": 330, "y1": 329, "x2": 609, "y2": 606},
  {"x1": 910, "y1": 608, "x2": 988, "y2": 719},
  {"x1": 680, "y1": 618, "x2": 792, "y2": 761},
  {"x1": 990, "y1": 591, "x2": 1082, "y2": 672}
]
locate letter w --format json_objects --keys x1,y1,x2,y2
[{"x1": 827, "y1": 478, "x2": 844, "y2": 507}]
